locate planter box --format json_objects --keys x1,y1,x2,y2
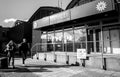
[{"x1": 0, "y1": 57, "x2": 8, "y2": 69}]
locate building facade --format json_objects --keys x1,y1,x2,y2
[
  {"x1": 0, "y1": 26, "x2": 10, "y2": 53},
  {"x1": 9, "y1": 20, "x2": 32, "y2": 44},
  {"x1": 32, "y1": 0, "x2": 120, "y2": 71}
]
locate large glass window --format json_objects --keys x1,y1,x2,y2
[
  {"x1": 103, "y1": 28, "x2": 120, "y2": 54},
  {"x1": 64, "y1": 28, "x2": 74, "y2": 52},
  {"x1": 41, "y1": 33, "x2": 47, "y2": 52},
  {"x1": 74, "y1": 28, "x2": 86, "y2": 52},
  {"x1": 40, "y1": 25, "x2": 120, "y2": 55},
  {"x1": 87, "y1": 30, "x2": 94, "y2": 53},
  {"x1": 110, "y1": 29, "x2": 120, "y2": 54},
  {"x1": 55, "y1": 31, "x2": 63, "y2": 51},
  {"x1": 103, "y1": 30, "x2": 111, "y2": 53},
  {"x1": 87, "y1": 29, "x2": 101, "y2": 53},
  {"x1": 41, "y1": 33, "x2": 47, "y2": 43},
  {"x1": 87, "y1": 27, "x2": 120, "y2": 54},
  {"x1": 47, "y1": 32, "x2": 54, "y2": 52},
  {"x1": 95, "y1": 29, "x2": 101, "y2": 53}
]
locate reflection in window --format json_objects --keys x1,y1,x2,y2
[
  {"x1": 103, "y1": 29, "x2": 120, "y2": 54},
  {"x1": 74, "y1": 28, "x2": 86, "y2": 52},
  {"x1": 64, "y1": 29, "x2": 73, "y2": 52},
  {"x1": 55, "y1": 31, "x2": 63, "y2": 51},
  {"x1": 87, "y1": 29, "x2": 101, "y2": 53},
  {"x1": 95, "y1": 29, "x2": 101, "y2": 52},
  {"x1": 47, "y1": 33, "x2": 54, "y2": 52},
  {"x1": 41, "y1": 34, "x2": 47, "y2": 43},
  {"x1": 110, "y1": 29, "x2": 120, "y2": 54},
  {"x1": 87, "y1": 30, "x2": 94, "y2": 53},
  {"x1": 41, "y1": 33, "x2": 47, "y2": 52},
  {"x1": 74, "y1": 29, "x2": 86, "y2": 42}
]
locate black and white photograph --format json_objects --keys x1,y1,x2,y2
[{"x1": 0, "y1": 0, "x2": 120, "y2": 77}]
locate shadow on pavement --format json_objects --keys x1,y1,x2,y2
[
  {"x1": 25, "y1": 64, "x2": 70, "y2": 68},
  {"x1": 0, "y1": 64, "x2": 71, "y2": 72},
  {"x1": 0, "y1": 66, "x2": 52, "y2": 72}
]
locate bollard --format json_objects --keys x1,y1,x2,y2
[
  {"x1": 66, "y1": 55, "x2": 69, "y2": 64},
  {"x1": 44, "y1": 53, "x2": 47, "y2": 61},
  {"x1": 103, "y1": 58, "x2": 107, "y2": 70},
  {"x1": 54, "y1": 54, "x2": 57, "y2": 62}
]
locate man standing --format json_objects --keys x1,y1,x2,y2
[{"x1": 20, "y1": 38, "x2": 29, "y2": 64}]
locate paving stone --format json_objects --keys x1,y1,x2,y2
[{"x1": 0, "y1": 58, "x2": 120, "y2": 77}]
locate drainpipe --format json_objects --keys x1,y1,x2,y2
[
  {"x1": 54, "y1": 29, "x2": 56, "y2": 62},
  {"x1": 100, "y1": 22, "x2": 106, "y2": 70}
]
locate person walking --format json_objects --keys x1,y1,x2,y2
[
  {"x1": 20, "y1": 38, "x2": 29, "y2": 64},
  {"x1": 5, "y1": 40, "x2": 16, "y2": 68}
]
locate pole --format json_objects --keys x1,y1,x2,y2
[
  {"x1": 100, "y1": 22, "x2": 105, "y2": 70},
  {"x1": 31, "y1": 46, "x2": 33, "y2": 59},
  {"x1": 61, "y1": 0, "x2": 62, "y2": 9},
  {"x1": 58, "y1": 0, "x2": 60, "y2": 8}
]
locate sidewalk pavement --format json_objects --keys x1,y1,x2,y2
[{"x1": 0, "y1": 58, "x2": 120, "y2": 77}]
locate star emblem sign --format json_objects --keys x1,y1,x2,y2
[{"x1": 96, "y1": 1, "x2": 107, "y2": 12}]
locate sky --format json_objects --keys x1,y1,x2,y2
[{"x1": 0, "y1": 0, "x2": 71, "y2": 27}]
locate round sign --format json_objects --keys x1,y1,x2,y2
[{"x1": 96, "y1": 1, "x2": 107, "y2": 12}]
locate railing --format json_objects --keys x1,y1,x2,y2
[
  {"x1": 30, "y1": 43, "x2": 41, "y2": 59},
  {"x1": 30, "y1": 43, "x2": 50, "y2": 59}
]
